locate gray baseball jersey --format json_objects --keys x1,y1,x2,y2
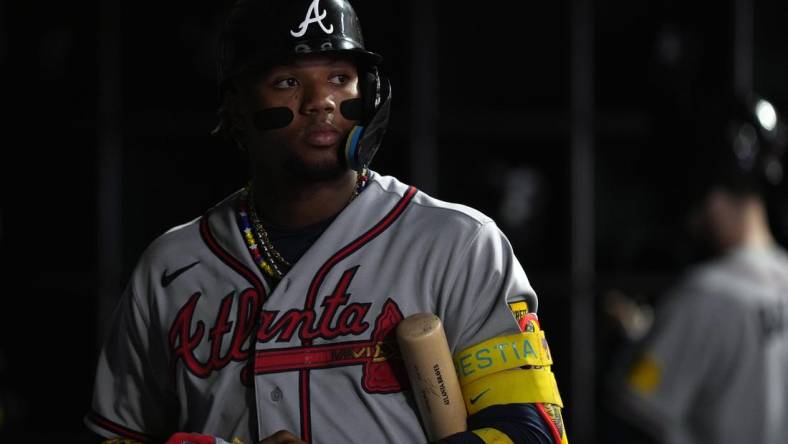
[
  {"x1": 618, "y1": 245, "x2": 788, "y2": 444},
  {"x1": 85, "y1": 172, "x2": 538, "y2": 444}
]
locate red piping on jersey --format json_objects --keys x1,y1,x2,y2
[
  {"x1": 87, "y1": 411, "x2": 154, "y2": 443},
  {"x1": 303, "y1": 186, "x2": 418, "y2": 313},
  {"x1": 199, "y1": 213, "x2": 269, "y2": 359},
  {"x1": 300, "y1": 370, "x2": 312, "y2": 443},
  {"x1": 200, "y1": 212, "x2": 270, "y2": 436},
  {"x1": 200, "y1": 215, "x2": 267, "y2": 298},
  {"x1": 535, "y1": 403, "x2": 563, "y2": 444},
  {"x1": 298, "y1": 185, "x2": 418, "y2": 443}
]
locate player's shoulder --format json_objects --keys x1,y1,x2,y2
[
  {"x1": 369, "y1": 172, "x2": 494, "y2": 230},
  {"x1": 673, "y1": 262, "x2": 739, "y2": 306},
  {"x1": 136, "y1": 190, "x2": 241, "y2": 271},
  {"x1": 673, "y1": 247, "x2": 784, "y2": 309},
  {"x1": 143, "y1": 216, "x2": 201, "y2": 260}
]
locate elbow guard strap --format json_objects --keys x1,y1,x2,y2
[
  {"x1": 453, "y1": 330, "x2": 553, "y2": 387},
  {"x1": 461, "y1": 367, "x2": 564, "y2": 415}
]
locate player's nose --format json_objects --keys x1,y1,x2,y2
[{"x1": 300, "y1": 82, "x2": 335, "y2": 116}]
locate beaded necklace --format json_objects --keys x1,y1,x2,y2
[
  {"x1": 237, "y1": 198, "x2": 281, "y2": 279},
  {"x1": 237, "y1": 169, "x2": 369, "y2": 281}
]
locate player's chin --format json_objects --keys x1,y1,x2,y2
[{"x1": 283, "y1": 149, "x2": 349, "y2": 182}]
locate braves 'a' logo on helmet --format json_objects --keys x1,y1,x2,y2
[{"x1": 291, "y1": 0, "x2": 334, "y2": 37}]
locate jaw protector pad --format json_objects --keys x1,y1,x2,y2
[{"x1": 344, "y1": 70, "x2": 391, "y2": 171}]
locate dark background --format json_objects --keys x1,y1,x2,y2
[{"x1": 1, "y1": 0, "x2": 786, "y2": 442}]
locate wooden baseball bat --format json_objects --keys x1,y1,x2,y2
[{"x1": 396, "y1": 313, "x2": 468, "y2": 441}]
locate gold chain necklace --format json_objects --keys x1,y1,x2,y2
[
  {"x1": 246, "y1": 169, "x2": 368, "y2": 276},
  {"x1": 248, "y1": 186, "x2": 292, "y2": 271}
]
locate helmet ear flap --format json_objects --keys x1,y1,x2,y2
[
  {"x1": 377, "y1": 73, "x2": 391, "y2": 111},
  {"x1": 359, "y1": 66, "x2": 391, "y2": 121},
  {"x1": 345, "y1": 70, "x2": 391, "y2": 172},
  {"x1": 360, "y1": 69, "x2": 380, "y2": 124}
]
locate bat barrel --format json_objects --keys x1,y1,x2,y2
[{"x1": 396, "y1": 313, "x2": 468, "y2": 441}]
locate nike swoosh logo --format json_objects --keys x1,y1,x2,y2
[
  {"x1": 161, "y1": 261, "x2": 200, "y2": 287},
  {"x1": 470, "y1": 388, "x2": 491, "y2": 405}
]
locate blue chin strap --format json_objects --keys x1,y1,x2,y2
[{"x1": 344, "y1": 125, "x2": 366, "y2": 171}]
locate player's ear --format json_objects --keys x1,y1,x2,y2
[
  {"x1": 223, "y1": 85, "x2": 249, "y2": 151},
  {"x1": 213, "y1": 79, "x2": 248, "y2": 151}
]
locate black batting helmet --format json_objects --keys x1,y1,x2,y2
[
  {"x1": 214, "y1": 0, "x2": 391, "y2": 171},
  {"x1": 216, "y1": 0, "x2": 382, "y2": 88},
  {"x1": 684, "y1": 93, "x2": 788, "y2": 243},
  {"x1": 690, "y1": 93, "x2": 787, "y2": 198}
]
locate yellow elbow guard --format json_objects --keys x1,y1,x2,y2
[
  {"x1": 453, "y1": 316, "x2": 563, "y2": 415},
  {"x1": 460, "y1": 366, "x2": 563, "y2": 415}
]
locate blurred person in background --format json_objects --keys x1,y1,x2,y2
[{"x1": 608, "y1": 93, "x2": 788, "y2": 444}]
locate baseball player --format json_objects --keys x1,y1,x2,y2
[
  {"x1": 84, "y1": 1, "x2": 568, "y2": 443},
  {"x1": 613, "y1": 94, "x2": 788, "y2": 444}
]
